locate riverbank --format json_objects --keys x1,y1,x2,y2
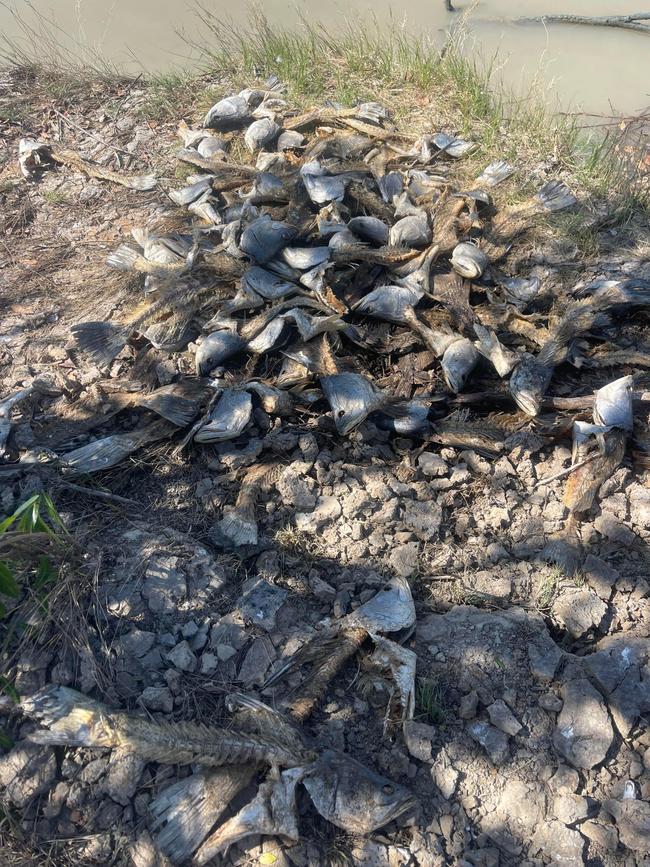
[{"x1": 1, "y1": 17, "x2": 650, "y2": 867}]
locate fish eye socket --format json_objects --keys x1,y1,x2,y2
[
  {"x1": 383, "y1": 785, "x2": 394, "y2": 794},
  {"x1": 337, "y1": 409, "x2": 346, "y2": 418}
]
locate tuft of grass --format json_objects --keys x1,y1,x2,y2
[
  {"x1": 416, "y1": 677, "x2": 447, "y2": 726},
  {"x1": 140, "y1": 70, "x2": 199, "y2": 122},
  {"x1": 535, "y1": 566, "x2": 562, "y2": 612},
  {"x1": 42, "y1": 189, "x2": 69, "y2": 206},
  {"x1": 273, "y1": 525, "x2": 326, "y2": 559}
]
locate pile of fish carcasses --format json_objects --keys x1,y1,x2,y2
[{"x1": 9, "y1": 81, "x2": 649, "y2": 530}]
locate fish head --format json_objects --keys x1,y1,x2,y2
[
  {"x1": 346, "y1": 574, "x2": 415, "y2": 634},
  {"x1": 320, "y1": 373, "x2": 384, "y2": 435},
  {"x1": 195, "y1": 330, "x2": 241, "y2": 376},
  {"x1": 593, "y1": 375, "x2": 634, "y2": 431},
  {"x1": 451, "y1": 243, "x2": 488, "y2": 280},
  {"x1": 441, "y1": 338, "x2": 479, "y2": 393},
  {"x1": 354, "y1": 285, "x2": 421, "y2": 324},
  {"x1": 509, "y1": 354, "x2": 551, "y2": 417},
  {"x1": 303, "y1": 750, "x2": 417, "y2": 834}
]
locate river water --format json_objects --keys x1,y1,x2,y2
[{"x1": 2, "y1": 0, "x2": 649, "y2": 117}]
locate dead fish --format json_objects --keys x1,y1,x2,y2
[
  {"x1": 194, "y1": 390, "x2": 252, "y2": 443},
  {"x1": 375, "y1": 398, "x2": 433, "y2": 435},
  {"x1": 564, "y1": 426, "x2": 627, "y2": 515},
  {"x1": 137, "y1": 382, "x2": 209, "y2": 427},
  {"x1": 441, "y1": 338, "x2": 480, "y2": 392},
  {"x1": 18, "y1": 138, "x2": 51, "y2": 178},
  {"x1": 195, "y1": 767, "x2": 302, "y2": 862},
  {"x1": 473, "y1": 324, "x2": 518, "y2": 377},
  {"x1": 22, "y1": 685, "x2": 312, "y2": 767},
  {"x1": 389, "y1": 212, "x2": 432, "y2": 248},
  {"x1": 303, "y1": 750, "x2": 416, "y2": 834},
  {"x1": 60, "y1": 420, "x2": 174, "y2": 475},
  {"x1": 536, "y1": 179, "x2": 577, "y2": 212},
  {"x1": 240, "y1": 216, "x2": 297, "y2": 263},
  {"x1": 281, "y1": 246, "x2": 331, "y2": 270},
  {"x1": 277, "y1": 130, "x2": 305, "y2": 150},
  {"x1": 498, "y1": 275, "x2": 541, "y2": 309},
  {"x1": 451, "y1": 242, "x2": 489, "y2": 279},
  {"x1": 509, "y1": 353, "x2": 553, "y2": 416},
  {"x1": 246, "y1": 172, "x2": 293, "y2": 204},
  {"x1": 195, "y1": 330, "x2": 246, "y2": 376},
  {"x1": 302, "y1": 168, "x2": 348, "y2": 204},
  {"x1": 242, "y1": 266, "x2": 298, "y2": 300},
  {"x1": 431, "y1": 132, "x2": 476, "y2": 158},
  {"x1": 244, "y1": 117, "x2": 281, "y2": 152},
  {"x1": 245, "y1": 381, "x2": 293, "y2": 415},
  {"x1": 593, "y1": 375, "x2": 634, "y2": 431},
  {"x1": 353, "y1": 285, "x2": 423, "y2": 324},
  {"x1": 348, "y1": 216, "x2": 390, "y2": 245},
  {"x1": 204, "y1": 95, "x2": 251, "y2": 130},
  {"x1": 320, "y1": 373, "x2": 389, "y2": 435}
]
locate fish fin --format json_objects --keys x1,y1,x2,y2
[
  {"x1": 139, "y1": 387, "x2": 204, "y2": 427},
  {"x1": 106, "y1": 244, "x2": 146, "y2": 271},
  {"x1": 536, "y1": 180, "x2": 577, "y2": 213},
  {"x1": 477, "y1": 159, "x2": 514, "y2": 187},
  {"x1": 214, "y1": 509, "x2": 258, "y2": 547},
  {"x1": 130, "y1": 226, "x2": 149, "y2": 248},
  {"x1": 124, "y1": 173, "x2": 157, "y2": 192},
  {"x1": 264, "y1": 630, "x2": 340, "y2": 687},
  {"x1": 22, "y1": 685, "x2": 116, "y2": 748},
  {"x1": 71, "y1": 321, "x2": 129, "y2": 365}
]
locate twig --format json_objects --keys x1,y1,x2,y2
[
  {"x1": 49, "y1": 107, "x2": 134, "y2": 157},
  {"x1": 517, "y1": 14, "x2": 650, "y2": 34},
  {"x1": 59, "y1": 481, "x2": 139, "y2": 508},
  {"x1": 532, "y1": 455, "x2": 596, "y2": 489}
]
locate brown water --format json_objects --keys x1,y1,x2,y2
[{"x1": 2, "y1": 0, "x2": 650, "y2": 116}]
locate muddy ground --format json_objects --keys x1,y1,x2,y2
[{"x1": 1, "y1": 68, "x2": 650, "y2": 867}]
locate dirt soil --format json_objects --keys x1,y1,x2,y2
[{"x1": 1, "y1": 67, "x2": 650, "y2": 867}]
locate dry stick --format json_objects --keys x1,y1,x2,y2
[
  {"x1": 59, "y1": 481, "x2": 139, "y2": 507},
  {"x1": 532, "y1": 454, "x2": 597, "y2": 489},
  {"x1": 517, "y1": 14, "x2": 650, "y2": 34}
]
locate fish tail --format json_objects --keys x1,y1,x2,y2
[
  {"x1": 535, "y1": 180, "x2": 577, "y2": 213},
  {"x1": 151, "y1": 768, "x2": 254, "y2": 863},
  {"x1": 70, "y1": 320, "x2": 130, "y2": 365},
  {"x1": 214, "y1": 508, "x2": 258, "y2": 547},
  {"x1": 106, "y1": 244, "x2": 150, "y2": 272},
  {"x1": 22, "y1": 685, "x2": 119, "y2": 748}
]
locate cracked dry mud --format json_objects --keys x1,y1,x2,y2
[{"x1": 1, "y1": 71, "x2": 650, "y2": 867}]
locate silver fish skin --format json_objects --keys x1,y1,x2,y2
[
  {"x1": 509, "y1": 353, "x2": 553, "y2": 416},
  {"x1": 348, "y1": 216, "x2": 390, "y2": 245},
  {"x1": 389, "y1": 212, "x2": 432, "y2": 248},
  {"x1": 354, "y1": 285, "x2": 423, "y2": 324},
  {"x1": 281, "y1": 246, "x2": 331, "y2": 271},
  {"x1": 473, "y1": 324, "x2": 518, "y2": 377},
  {"x1": 246, "y1": 317, "x2": 287, "y2": 354},
  {"x1": 345, "y1": 574, "x2": 415, "y2": 634},
  {"x1": 303, "y1": 750, "x2": 416, "y2": 834},
  {"x1": 593, "y1": 375, "x2": 634, "y2": 431},
  {"x1": 499, "y1": 275, "x2": 541, "y2": 309},
  {"x1": 204, "y1": 95, "x2": 250, "y2": 130},
  {"x1": 441, "y1": 337, "x2": 480, "y2": 392},
  {"x1": 476, "y1": 159, "x2": 515, "y2": 187},
  {"x1": 242, "y1": 266, "x2": 298, "y2": 300},
  {"x1": 240, "y1": 216, "x2": 297, "y2": 264},
  {"x1": 195, "y1": 330, "x2": 245, "y2": 376},
  {"x1": 244, "y1": 117, "x2": 281, "y2": 152},
  {"x1": 451, "y1": 242, "x2": 489, "y2": 279},
  {"x1": 320, "y1": 373, "x2": 388, "y2": 435},
  {"x1": 194, "y1": 390, "x2": 252, "y2": 443},
  {"x1": 375, "y1": 399, "x2": 432, "y2": 435}
]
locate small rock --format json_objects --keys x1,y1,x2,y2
[
  {"x1": 468, "y1": 721, "x2": 509, "y2": 765},
  {"x1": 215, "y1": 643, "x2": 237, "y2": 662},
  {"x1": 115, "y1": 629, "x2": 156, "y2": 658},
  {"x1": 581, "y1": 820, "x2": 618, "y2": 851},
  {"x1": 309, "y1": 574, "x2": 336, "y2": 602},
  {"x1": 552, "y1": 588, "x2": 607, "y2": 638},
  {"x1": 459, "y1": 690, "x2": 479, "y2": 720},
  {"x1": 295, "y1": 495, "x2": 342, "y2": 531},
  {"x1": 604, "y1": 798, "x2": 650, "y2": 854},
  {"x1": 239, "y1": 579, "x2": 288, "y2": 632},
  {"x1": 539, "y1": 692, "x2": 563, "y2": 712},
  {"x1": 553, "y1": 676, "x2": 614, "y2": 769},
  {"x1": 129, "y1": 830, "x2": 174, "y2": 867},
  {"x1": 582, "y1": 554, "x2": 619, "y2": 599},
  {"x1": 139, "y1": 686, "x2": 174, "y2": 714},
  {"x1": 181, "y1": 621, "x2": 199, "y2": 639},
  {"x1": 487, "y1": 699, "x2": 522, "y2": 736},
  {"x1": 102, "y1": 745, "x2": 145, "y2": 804},
  {"x1": 553, "y1": 793, "x2": 590, "y2": 824},
  {"x1": 403, "y1": 720, "x2": 435, "y2": 762},
  {"x1": 166, "y1": 641, "x2": 197, "y2": 672},
  {"x1": 388, "y1": 542, "x2": 420, "y2": 578},
  {"x1": 531, "y1": 820, "x2": 585, "y2": 863},
  {"x1": 0, "y1": 744, "x2": 57, "y2": 807},
  {"x1": 143, "y1": 555, "x2": 187, "y2": 614},
  {"x1": 238, "y1": 636, "x2": 275, "y2": 686},
  {"x1": 199, "y1": 652, "x2": 219, "y2": 675},
  {"x1": 431, "y1": 756, "x2": 459, "y2": 800}
]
